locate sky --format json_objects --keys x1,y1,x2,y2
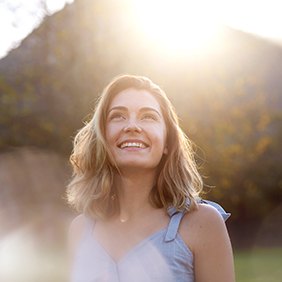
[
  {"x1": 0, "y1": 0, "x2": 282, "y2": 59},
  {"x1": 0, "y1": 0, "x2": 74, "y2": 59}
]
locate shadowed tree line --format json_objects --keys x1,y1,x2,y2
[{"x1": 0, "y1": 0, "x2": 281, "y2": 235}]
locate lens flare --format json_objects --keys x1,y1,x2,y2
[
  {"x1": 0, "y1": 227, "x2": 37, "y2": 281},
  {"x1": 132, "y1": 0, "x2": 223, "y2": 54}
]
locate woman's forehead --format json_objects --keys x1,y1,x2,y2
[{"x1": 108, "y1": 88, "x2": 162, "y2": 112}]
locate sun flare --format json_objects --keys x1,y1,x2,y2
[{"x1": 132, "y1": 0, "x2": 223, "y2": 54}]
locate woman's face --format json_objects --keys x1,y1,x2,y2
[{"x1": 105, "y1": 88, "x2": 167, "y2": 172}]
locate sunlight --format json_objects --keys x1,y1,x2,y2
[
  {"x1": 219, "y1": 0, "x2": 282, "y2": 41},
  {"x1": 132, "y1": 0, "x2": 223, "y2": 55},
  {"x1": 0, "y1": 226, "x2": 67, "y2": 281},
  {"x1": 131, "y1": 0, "x2": 282, "y2": 55},
  {"x1": 0, "y1": 227, "x2": 39, "y2": 281}
]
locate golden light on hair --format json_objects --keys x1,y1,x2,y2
[{"x1": 67, "y1": 75, "x2": 203, "y2": 219}]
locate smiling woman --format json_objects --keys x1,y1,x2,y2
[{"x1": 66, "y1": 74, "x2": 235, "y2": 282}]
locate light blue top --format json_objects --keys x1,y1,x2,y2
[{"x1": 71, "y1": 200, "x2": 230, "y2": 282}]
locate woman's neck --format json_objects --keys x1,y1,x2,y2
[{"x1": 114, "y1": 170, "x2": 157, "y2": 222}]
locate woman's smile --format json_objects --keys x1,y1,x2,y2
[{"x1": 118, "y1": 140, "x2": 148, "y2": 150}]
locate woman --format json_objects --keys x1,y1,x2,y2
[{"x1": 67, "y1": 74, "x2": 235, "y2": 282}]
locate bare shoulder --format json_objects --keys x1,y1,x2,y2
[
  {"x1": 180, "y1": 203, "x2": 229, "y2": 252},
  {"x1": 69, "y1": 214, "x2": 87, "y2": 233},
  {"x1": 68, "y1": 214, "x2": 87, "y2": 255},
  {"x1": 180, "y1": 203, "x2": 235, "y2": 282},
  {"x1": 193, "y1": 202, "x2": 226, "y2": 226}
]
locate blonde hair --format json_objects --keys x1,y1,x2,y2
[{"x1": 66, "y1": 74, "x2": 203, "y2": 219}]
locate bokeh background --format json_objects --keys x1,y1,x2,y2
[{"x1": 0, "y1": 0, "x2": 281, "y2": 281}]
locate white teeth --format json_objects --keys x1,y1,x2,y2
[{"x1": 120, "y1": 142, "x2": 146, "y2": 149}]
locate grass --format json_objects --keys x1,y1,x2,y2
[{"x1": 234, "y1": 247, "x2": 282, "y2": 282}]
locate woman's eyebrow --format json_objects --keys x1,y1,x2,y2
[
  {"x1": 140, "y1": 107, "x2": 162, "y2": 117},
  {"x1": 108, "y1": 106, "x2": 127, "y2": 113},
  {"x1": 108, "y1": 106, "x2": 161, "y2": 117}
]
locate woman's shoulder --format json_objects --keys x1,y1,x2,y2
[
  {"x1": 183, "y1": 199, "x2": 230, "y2": 226},
  {"x1": 197, "y1": 199, "x2": 231, "y2": 221},
  {"x1": 180, "y1": 202, "x2": 235, "y2": 281},
  {"x1": 183, "y1": 202, "x2": 226, "y2": 229},
  {"x1": 179, "y1": 202, "x2": 230, "y2": 252},
  {"x1": 69, "y1": 214, "x2": 87, "y2": 229},
  {"x1": 68, "y1": 214, "x2": 88, "y2": 256},
  {"x1": 69, "y1": 213, "x2": 88, "y2": 236}
]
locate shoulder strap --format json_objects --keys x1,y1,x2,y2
[
  {"x1": 164, "y1": 198, "x2": 230, "y2": 242},
  {"x1": 164, "y1": 210, "x2": 185, "y2": 242}
]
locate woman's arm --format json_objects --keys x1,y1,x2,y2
[{"x1": 182, "y1": 204, "x2": 235, "y2": 282}]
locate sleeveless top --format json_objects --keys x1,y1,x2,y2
[{"x1": 70, "y1": 200, "x2": 230, "y2": 282}]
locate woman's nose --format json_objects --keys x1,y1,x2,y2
[{"x1": 123, "y1": 119, "x2": 142, "y2": 133}]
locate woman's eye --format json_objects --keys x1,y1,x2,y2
[
  {"x1": 142, "y1": 114, "x2": 157, "y2": 120},
  {"x1": 109, "y1": 113, "x2": 125, "y2": 120}
]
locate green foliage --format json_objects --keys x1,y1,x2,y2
[{"x1": 194, "y1": 94, "x2": 282, "y2": 220}]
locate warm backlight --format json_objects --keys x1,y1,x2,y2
[{"x1": 132, "y1": 0, "x2": 223, "y2": 54}]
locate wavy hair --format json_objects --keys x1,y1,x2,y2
[{"x1": 66, "y1": 74, "x2": 203, "y2": 219}]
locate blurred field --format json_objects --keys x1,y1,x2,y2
[
  {"x1": 234, "y1": 247, "x2": 282, "y2": 282},
  {"x1": 0, "y1": 148, "x2": 73, "y2": 282}
]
